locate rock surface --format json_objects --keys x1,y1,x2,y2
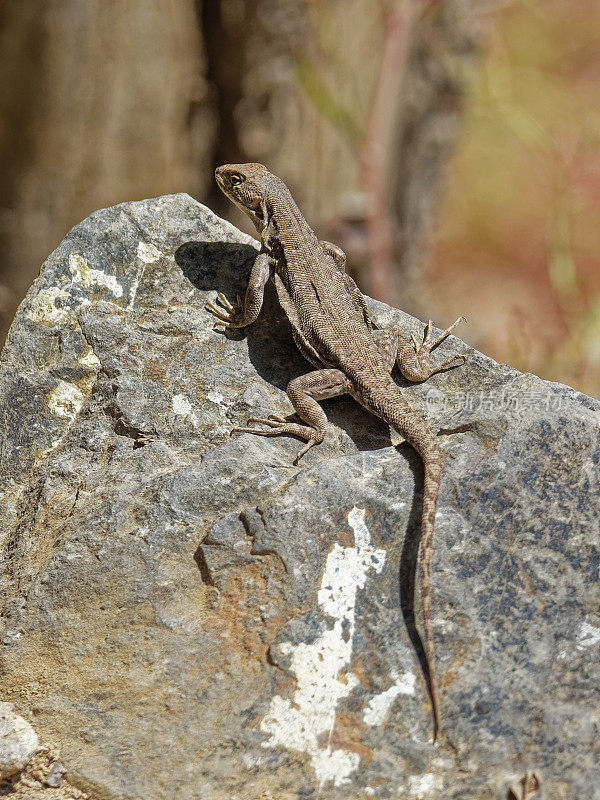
[
  {"x1": 0, "y1": 703, "x2": 38, "y2": 778},
  {"x1": 0, "y1": 194, "x2": 598, "y2": 800}
]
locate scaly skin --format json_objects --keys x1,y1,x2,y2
[{"x1": 207, "y1": 162, "x2": 466, "y2": 741}]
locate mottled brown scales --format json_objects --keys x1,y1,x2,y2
[{"x1": 207, "y1": 162, "x2": 466, "y2": 741}]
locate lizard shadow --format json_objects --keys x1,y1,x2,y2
[{"x1": 175, "y1": 240, "x2": 392, "y2": 452}]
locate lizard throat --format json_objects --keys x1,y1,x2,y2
[{"x1": 229, "y1": 196, "x2": 265, "y2": 233}]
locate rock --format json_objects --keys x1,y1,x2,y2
[
  {"x1": 0, "y1": 194, "x2": 598, "y2": 800},
  {"x1": 0, "y1": 703, "x2": 38, "y2": 778},
  {"x1": 44, "y1": 759, "x2": 66, "y2": 787}
]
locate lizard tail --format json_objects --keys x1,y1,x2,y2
[
  {"x1": 357, "y1": 385, "x2": 445, "y2": 740},
  {"x1": 420, "y1": 449, "x2": 444, "y2": 742}
]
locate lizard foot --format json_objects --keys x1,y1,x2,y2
[
  {"x1": 400, "y1": 317, "x2": 466, "y2": 381},
  {"x1": 231, "y1": 416, "x2": 324, "y2": 465},
  {"x1": 417, "y1": 316, "x2": 466, "y2": 354},
  {"x1": 205, "y1": 293, "x2": 245, "y2": 327}
]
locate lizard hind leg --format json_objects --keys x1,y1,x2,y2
[
  {"x1": 232, "y1": 368, "x2": 351, "y2": 465},
  {"x1": 387, "y1": 317, "x2": 466, "y2": 383}
]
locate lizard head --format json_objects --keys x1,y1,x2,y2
[{"x1": 215, "y1": 163, "x2": 271, "y2": 232}]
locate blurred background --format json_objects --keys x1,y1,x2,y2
[{"x1": 1, "y1": 0, "x2": 598, "y2": 396}]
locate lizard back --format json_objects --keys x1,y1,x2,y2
[{"x1": 266, "y1": 183, "x2": 393, "y2": 386}]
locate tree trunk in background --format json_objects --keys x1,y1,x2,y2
[
  {"x1": 198, "y1": 0, "x2": 258, "y2": 219},
  {"x1": 0, "y1": 0, "x2": 205, "y2": 343},
  {"x1": 389, "y1": 2, "x2": 487, "y2": 315},
  {"x1": 0, "y1": 0, "x2": 487, "y2": 345}
]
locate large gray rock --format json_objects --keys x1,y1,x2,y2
[{"x1": 0, "y1": 194, "x2": 598, "y2": 800}]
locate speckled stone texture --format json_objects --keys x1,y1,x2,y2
[{"x1": 0, "y1": 195, "x2": 598, "y2": 800}]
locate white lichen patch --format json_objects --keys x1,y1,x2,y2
[
  {"x1": 408, "y1": 773, "x2": 442, "y2": 798},
  {"x1": 363, "y1": 671, "x2": 416, "y2": 727},
  {"x1": 28, "y1": 253, "x2": 124, "y2": 324},
  {"x1": 260, "y1": 506, "x2": 386, "y2": 787},
  {"x1": 27, "y1": 286, "x2": 72, "y2": 324},
  {"x1": 576, "y1": 620, "x2": 600, "y2": 650},
  {"x1": 136, "y1": 241, "x2": 162, "y2": 263},
  {"x1": 128, "y1": 241, "x2": 162, "y2": 308},
  {"x1": 207, "y1": 389, "x2": 225, "y2": 405},
  {"x1": 47, "y1": 380, "x2": 85, "y2": 421},
  {"x1": 69, "y1": 253, "x2": 123, "y2": 297},
  {"x1": 172, "y1": 393, "x2": 193, "y2": 415}
]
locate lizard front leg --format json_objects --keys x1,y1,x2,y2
[
  {"x1": 206, "y1": 251, "x2": 274, "y2": 328},
  {"x1": 232, "y1": 369, "x2": 351, "y2": 464},
  {"x1": 377, "y1": 317, "x2": 466, "y2": 382},
  {"x1": 319, "y1": 242, "x2": 375, "y2": 328}
]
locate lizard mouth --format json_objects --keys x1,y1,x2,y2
[{"x1": 214, "y1": 169, "x2": 227, "y2": 192}]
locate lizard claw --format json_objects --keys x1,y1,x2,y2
[
  {"x1": 216, "y1": 292, "x2": 237, "y2": 313},
  {"x1": 205, "y1": 293, "x2": 245, "y2": 325},
  {"x1": 245, "y1": 416, "x2": 283, "y2": 428},
  {"x1": 267, "y1": 413, "x2": 299, "y2": 424},
  {"x1": 420, "y1": 316, "x2": 465, "y2": 353},
  {"x1": 230, "y1": 415, "x2": 324, "y2": 464},
  {"x1": 292, "y1": 436, "x2": 322, "y2": 464},
  {"x1": 435, "y1": 353, "x2": 466, "y2": 371}
]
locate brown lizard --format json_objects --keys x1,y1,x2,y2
[{"x1": 206, "y1": 162, "x2": 466, "y2": 741}]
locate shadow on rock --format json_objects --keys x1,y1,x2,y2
[
  {"x1": 175, "y1": 239, "x2": 392, "y2": 453},
  {"x1": 175, "y1": 241, "x2": 257, "y2": 295}
]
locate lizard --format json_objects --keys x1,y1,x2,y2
[{"x1": 206, "y1": 162, "x2": 466, "y2": 742}]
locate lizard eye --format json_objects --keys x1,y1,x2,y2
[{"x1": 229, "y1": 172, "x2": 244, "y2": 186}]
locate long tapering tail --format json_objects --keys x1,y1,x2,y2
[
  {"x1": 358, "y1": 383, "x2": 445, "y2": 740},
  {"x1": 419, "y1": 449, "x2": 444, "y2": 741},
  {"x1": 390, "y1": 411, "x2": 445, "y2": 740}
]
